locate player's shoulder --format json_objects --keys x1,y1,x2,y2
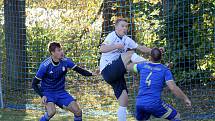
[
  {"x1": 107, "y1": 31, "x2": 117, "y2": 38},
  {"x1": 143, "y1": 62, "x2": 165, "y2": 71},
  {"x1": 159, "y1": 64, "x2": 170, "y2": 72},
  {"x1": 61, "y1": 57, "x2": 74, "y2": 63},
  {"x1": 41, "y1": 57, "x2": 52, "y2": 67},
  {"x1": 61, "y1": 57, "x2": 69, "y2": 61}
]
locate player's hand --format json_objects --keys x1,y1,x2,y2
[
  {"x1": 92, "y1": 68, "x2": 100, "y2": 76},
  {"x1": 115, "y1": 43, "x2": 124, "y2": 49},
  {"x1": 159, "y1": 47, "x2": 165, "y2": 54},
  {"x1": 166, "y1": 62, "x2": 173, "y2": 69},
  {"x1": 41, "y1": 96, "x2": 47, "y2": 105},
  {"x1": 184, "y1": 99, "x2": 191, "y2": 107}
]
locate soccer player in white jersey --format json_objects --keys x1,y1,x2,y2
[{"x1": 99, "y1": 18, "x2": 161, "y2": 121}]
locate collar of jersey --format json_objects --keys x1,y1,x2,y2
[
  {"x1": 151, "y1": 62, "x2": 161, "y2": 64},
  {"x1": 115, "y1": 31, "x2": 123, "y2": 40},
  {"x1": 51, "y1": 58, "x2": 60, "y2": 66}
]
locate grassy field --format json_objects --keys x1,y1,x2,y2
[
  {"x1": 0, "y1": 109, "x2": 214, "y2": 121},
  {"x1": 0, "y1": 109, "x2": 137, "y2": 121}
]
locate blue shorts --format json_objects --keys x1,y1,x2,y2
[
  {"x1": 136, "y1": 101, "x2": 179, "y2": 121},
  {"x1": 43, "y1": 90, "x2": 75, "y2": 108},
  {"x1": 101, "y1": 56, "x2": 128, "y2": 99}
]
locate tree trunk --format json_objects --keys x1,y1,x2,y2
[{"x1": 4, "y1": 0, "x2": 27, "y2": 109}]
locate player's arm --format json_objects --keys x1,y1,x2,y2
[
  {"x1": 32, "y1": 77, "x2": 43, "y2": 97},
  {"x1": 166, "y1": 80, "x2": 191, "y2": 107},
  {"x1": 126, "y1": 63, "x2": 139, "y2": 73},
  {"x1": 73, "y1": 66, "x2": 96, "y2": 76},
  {"x1": 100, "y1": 43, "x2": 124, "y2": 53},
  {"x1": 100, "y1": 34, "x2": 124, "y2": 53},
  {"x1": 136, "y1": 45, "x2": 165, "y2": 55},
  {"x1": 136, "y1": 45, "x2": 152, "y2": 55},
  {"x1": 32, "y1": 63, "x2": 47, "y2": 98},
  {"x1": 165, "y1": 69, "x2": 191, "y2": 106},
  {"x1": 66, "y1": 58, "x2": 98, "y2": 76}
]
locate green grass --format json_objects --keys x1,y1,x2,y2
[
  {"x1": 0, "y1": 109, "x2": 214, "y2": 121},
  {"x1": 0, "y1": 109, "x2": 136, "y2": 121}
]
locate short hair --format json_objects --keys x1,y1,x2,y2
[
  {"x1": 115, "y1": 18, "x2": 127, "y2": 26},
  {"x1": 48, "y1": 42, "x2": 61, "y2": 53},
  {"x1": 151, "y1": 48, "x2": 162, "y2": 62}
]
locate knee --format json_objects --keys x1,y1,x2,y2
[
  {"x1": 122, "y1": 51, "x2": 134, "y2": 58},
  {"x1": 169, "y1": 112, "x2": 181, "y2": 121},
  {"x1": 118, "y1": 90, "x2": 128, "y2": 107},
  {"x1": 174, "y1": 113, "x2": 181, "y2": 120},
  {"x1": 48, "y1": 109, "x2": 56, "y2": 117},
  {"x1": 74, "y1": 109, "x2": 82, "y2": 116},
  {"x1": 126, "y1": 51, "x2": 134, "y2": 58}
]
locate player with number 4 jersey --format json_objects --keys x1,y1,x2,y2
[{"x1": 127, "y1": 48, "x2": 191, "y2": 121}]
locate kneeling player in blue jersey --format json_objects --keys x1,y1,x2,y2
[
  {"x1": 32, "y1": 42, "x2": 97, "y2": 121},
  {"x1": 127, "y1": 48, "x2": 191, "y2": 121}
]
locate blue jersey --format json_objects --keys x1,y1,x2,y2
[
  {"x1": 35, "y1": 57, "x2": 76, "y2": 92},
  {"x1": 134, "y1": 62, "x2": 173, "y2": 105}
]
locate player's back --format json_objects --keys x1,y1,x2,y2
[{"x1": 136, "y1": 62, "x2": 169, "y2": 105}]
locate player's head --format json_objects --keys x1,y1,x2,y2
[
  {"x1": 115, "y1": 18, "x2": 128, "y2": 37},
  {"x1": 48, "y1": 42, "x2": 64, "y2": 59},
  {"x1": 150, "y1": 48, "x2": 162, "y2": 62}
]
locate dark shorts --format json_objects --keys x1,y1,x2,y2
[
  {"x1": 101, "y1": 56, "x2": 128, "y2": 99},
  {"x1": 43, "y1": 90, "x2": 75, "y2": 109},
  {"x1": 136, "y1": 101, "x2": 179, "y2": 121}
]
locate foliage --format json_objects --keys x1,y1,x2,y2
[
  {"x1": 132, "y1": 0, "x2": 215, "y2": 84},
  {"x1": 0, "y1": 0, "x2": 214, "y2": 120}
]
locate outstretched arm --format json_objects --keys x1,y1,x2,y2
[
  {"x1": 166, "y1": 81, "x2": 191, "y2": 107},
  {"x1": 73, "y1": 66, "x2": 98, "y2": 76},
  {"x1": 136, "y1": 45, "x2": 152, "y2": 55},
  {"x1": 32, "y1": 77, "x2": 43, "y2": 97}
]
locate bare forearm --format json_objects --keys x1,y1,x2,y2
[
  {"x1": 172, "y1": 86, "x2": 189, "y2": 101},
  {"x1": 100, "y1": 44, "x2": 118, "y2": 53},
  {"x1": 137, "y1": 45, "x2": 152, "y2": 54}
]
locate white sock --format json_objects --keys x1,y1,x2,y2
[
  {"x1": 131, "y1": 53, "x2": 146, "y2": 63},
  {"x1": 117, "y1": 106, "x2": 127, "y2": 121}
]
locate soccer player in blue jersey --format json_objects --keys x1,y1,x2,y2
[
  {"x1": 32, "y1": 42, "x2": 97, "y2": 121},
  {"x1": 127, "y1": 48, "x2": 191, "y2": 121}
]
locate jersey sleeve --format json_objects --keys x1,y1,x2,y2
[
  {"x1": 165, "y1": 69, "x2": 174, "y2": 82},
  {"x1": 66, "y1": 58, "x2": 76, "y2": 69},
  {"x1": 102, "y1": 33, "x2": 114, "y2": 45},
  {"x1": 126, "y1": 37, "x2": 138, "y2": 49},
  {"x1": 35, "y1": 64, "x2": 47, "y2": 80},
  {"x1": 133, "y1": 63, "x2": 141, "y2": 73}
]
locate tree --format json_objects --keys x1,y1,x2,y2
[{"x1": 4, "y1": 0, "x2": 27, "y2": 108}]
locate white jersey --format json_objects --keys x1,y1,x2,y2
[{"x1": 99, "y1": 31, "x2": 138, "y2": 72}]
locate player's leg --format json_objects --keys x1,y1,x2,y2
[
  {"x1": 67, "y1": 101, "x2": 82, "y2": 121},
  {"x1": 135, "y1": 104, "x2": 151, "y2": 121},
  {"x1": 113, "y1": 77, "x2": 129, "y2": 121},
  {"x1": 101, "y1": 55, "x2": 127, "y2": 84},
  {"x1": 40, "y1": 92, "x2": 57, "y2": 121},
  {"x1": 40, "y1": 102, "x2": 56, "y2": 121},
  {"x1": 152, "y1": 101, "x2": 181, "y2": 121},
  {"x1": 55, "y1": 91, "x2": 82, "y2": 121},
  {"x1": 117, "y1": 90, "x2": 128, "y2": 121},
  {"x1": 101, "y1": 53, "x2": 129, "y2": 121},
  {"x1": 121, "y1": 51, "x2": 147, "y2": 67},
  {"x1": 121, "y1": 50, "x2": 134, "y2": 67}
]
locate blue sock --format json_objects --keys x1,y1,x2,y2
[
  {"x1": 40, "y1": 112, "x2": 50, "y2": 121},
  {"x1": 74, "y1": 114, "x2": 82, "y2": 121}
]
